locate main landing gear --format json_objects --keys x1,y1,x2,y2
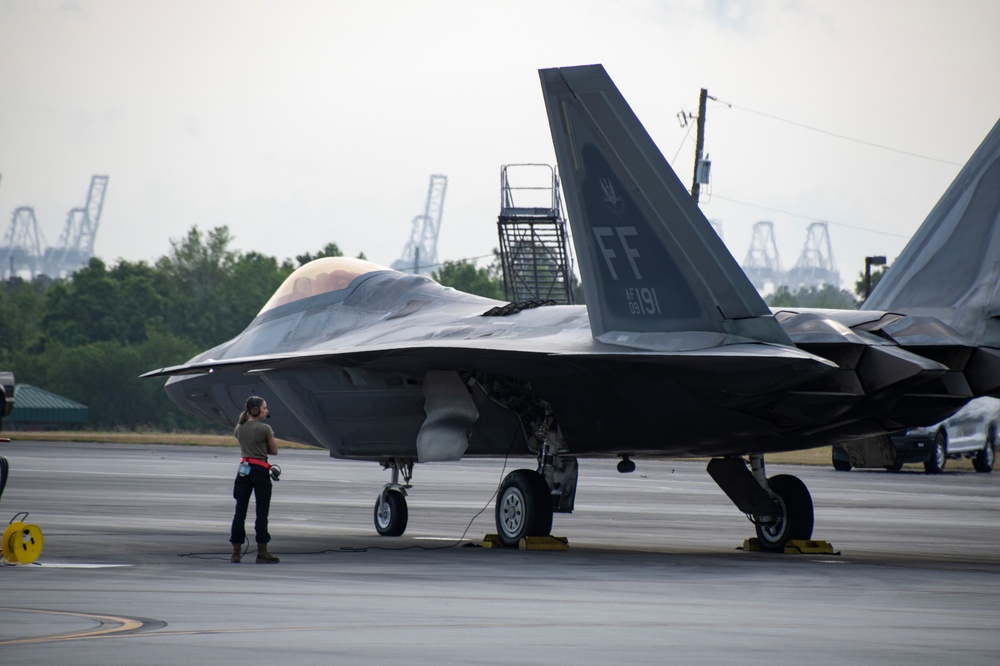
[
  {"x1": 494, "y1": 445, "x2": 577, "y2": 547},
  {"x1": 495, "y1": 469, "x2": 553, "y2": 546},
  {"x1": 707, "y1": 454, "x2": 814, "y2": 552},
  {"x1": 372, "y1": 449, "x2": 577, "y2": 547}
]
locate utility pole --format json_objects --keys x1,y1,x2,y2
[{"x1": 690, "y1": 88, "x2": 708, "y2": 203}]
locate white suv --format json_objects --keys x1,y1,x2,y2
[
  {"x1": 833, "y1": 396, "x2": 999, "y2": 474},
  {"x1": 919, "y1": 396, "x2": 999, "y2": 474}
]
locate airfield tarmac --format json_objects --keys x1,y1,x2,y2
[{"x1": 0, "y1": 441, "x2": 998, "y2": 665}]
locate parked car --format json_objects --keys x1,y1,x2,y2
[{"x1": 832, "y1": 396, "x2": 999, "y2": 474}]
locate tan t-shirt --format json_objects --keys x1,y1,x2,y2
[{"x1": 234, "y1": 420, "x2": 273, "y2": 460}]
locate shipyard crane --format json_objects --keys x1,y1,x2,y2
[
  {"x1": 44, "y1": 175, "x2": 109, "y2": 277},
  {"x1": 785, "y1": 221, "x2": 839, "y2": 290},
  {"x1": 0, "y1": 207, "x2": 47, "y2": 279},
  {"x1": 742, "y1": 221, "x2": 783, "y2": 293},
  {"x1": 392, "y1": 174, "x2": 447, "y2": 275},
  {"x1": 0, "y1": 175, "x2": 109, "y2": 279}
]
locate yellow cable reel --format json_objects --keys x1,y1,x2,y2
[{"x1": 2, "y1": 514, "x2": 44, "y2": 565}]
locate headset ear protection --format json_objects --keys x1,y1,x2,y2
[{"x1": 246, "y1": 396, "x2": 264, "y2": 417}]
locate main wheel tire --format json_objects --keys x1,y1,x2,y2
[
  {"x1": 374, "y1": 489, "x2": 408, "y2": 536},
  {"x1": 754, "y1": 474, "x2": 814, "y2": 552},
  {"x1": 924, "y1": 430, "x2": 947, "y2": 474},
  {"x1": 973, "y1": 427, "x2": 996, "y2": 473},
  {"x1": 495, "y1": 469, "x2": 553, "y2": 547},
  {"x1": 832, "y1": 453, "x2": 852, "y2": 472}
]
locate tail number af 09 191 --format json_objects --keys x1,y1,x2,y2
[{"x1": 625, "y1": 287, "x2": 661, "y2": 315}]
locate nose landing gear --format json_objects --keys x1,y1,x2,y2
[
  {"x1": 374, "y1": 458, "x2": 413, "y2": 537},
  {"x1": 707, "y1": 454, "x2": 814, "y2": 552}
]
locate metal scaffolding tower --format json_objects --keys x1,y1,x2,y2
[
  {"x1": 496, "y1": 164, "x2": 575, "y2": 304},
  {"x1": 392, "y1": 174, "x2": 447, "y2": 275},
  {"x1": 742, "y1": 221, "x2": 783, "y2": 292},
  {"x1": 1, "y1": 207, "x2": 47, "y2": 279},
  {"x1": 785, "y1": 221, "x2": 840, "y2": 290}
]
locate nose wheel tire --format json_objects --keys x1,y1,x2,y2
[
  {"x1": 374, "y1": 488, "x2": 408, "y2": 536},
  {"x1": 495, "y1": 469, "x2": 553, "y2": 547}
]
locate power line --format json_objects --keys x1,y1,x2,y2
[
  {"x1": 717, "y1": 100, "x2": 961, "y2": 166},
  {"x1": 711, "y1": 194, "x2": 911, "y2": 239},
  {"x1": 676, "y1": 92, "x2": 935, "y2": 240},
  {"x1": 419, "y1": 252, "x2": 496, "y2": 272},
  {"x1": 672, "y1": 120, "x2": 695, "y2": 163}
]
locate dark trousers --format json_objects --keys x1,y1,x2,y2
[{"x1": 230, "y1": 464, "x2": 272, "y2": 544}]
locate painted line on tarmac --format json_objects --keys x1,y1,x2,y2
[
  {"x1": 33, "y1": 563, "x2": 133, "y2": 568},
  {"x1": 0, "y1": 608, "x2": 153, "y2": 645}
]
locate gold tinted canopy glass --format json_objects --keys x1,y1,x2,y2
[{"x1": 258, "y1": 256, "x2": 386, "y2": 315}]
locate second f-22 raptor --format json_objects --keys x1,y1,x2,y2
[{"x1": 145, "y1": 64, "x2": 1000, "y2": 551}]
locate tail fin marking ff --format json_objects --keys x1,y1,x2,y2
[{"x1": 539, "y1": 65, "x2": 791, "y2": 347}]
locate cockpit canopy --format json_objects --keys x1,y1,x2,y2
[{"x1": 259, "y1": 256, "x2": 387, "y2": 315}]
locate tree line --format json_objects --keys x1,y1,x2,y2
[
  {"x1": 0, "y1": 226, "x2": 508, "y2": 431},
  {"x1": 0, "y1": 224, "x2": 879, "y2": 432}
]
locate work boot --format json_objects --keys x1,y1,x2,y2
[
  {"x1": 231, "y1": 542, "x2": 242, "y2": 563},
  {"x1": 256, "y1": 543, "x2": 280, "y2": 564}
]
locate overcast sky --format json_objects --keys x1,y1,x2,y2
[{"x1": 1, "y1": 0, "x2": 998, "y2": 290}]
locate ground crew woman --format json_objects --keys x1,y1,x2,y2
[{"x1": 230, "y1": 395, "x2": 280, "y2": 563}]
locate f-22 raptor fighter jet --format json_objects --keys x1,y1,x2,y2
[{"x1": 145, "y1": 65, "x2": 1000, "y2": 551}]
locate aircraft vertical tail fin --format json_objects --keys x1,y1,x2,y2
[
  {"x1": 538, "y1": 65, "x2": 791, "y2": 347},
  {"x1": 863, "y1": 117, "x2": 1000, "y2": 349}
]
